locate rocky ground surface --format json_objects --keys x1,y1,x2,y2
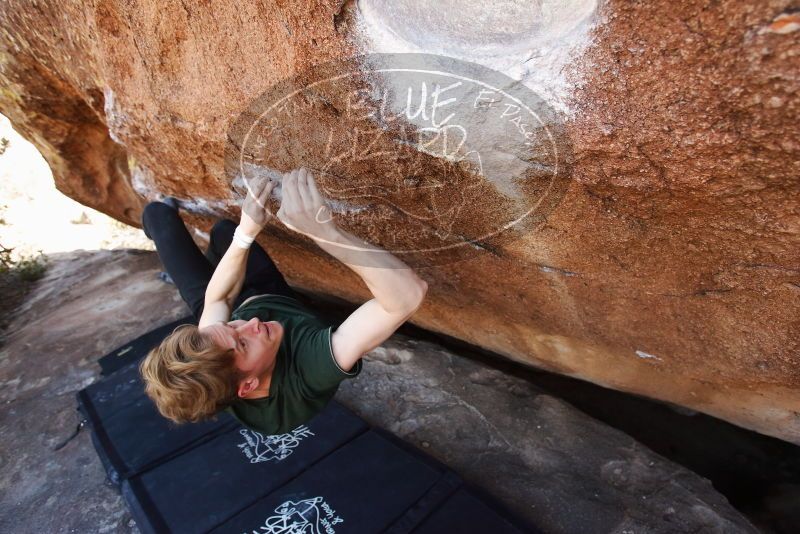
[
  {"x1": 0, "y1": 113, "x2": 154, "y2": 341},
  {"x1": 0, "y1": 248, "x2": 758, "y2": 534},
  {"x1": 338, "y1": 342, "x2": 758, "y2": 533}
]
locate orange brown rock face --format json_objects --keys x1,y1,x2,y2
[{"x1": 0, "y1": 1, "x2": 797, "y2": 442}]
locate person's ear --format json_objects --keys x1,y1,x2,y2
[{"x1": 237, "y1": 376, "x2": 259, "y2": 398}]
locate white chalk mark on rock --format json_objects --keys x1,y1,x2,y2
[
  {"x1": 635, "y1": 350, "x2": 662, "y2": 361},
  {"x1": 353, "y1": 0, "x2": 600, "y2": 117}
]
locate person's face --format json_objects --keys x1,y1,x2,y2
[{"x1": 200, "y1": 317, "x2": 283, "y2": 389}]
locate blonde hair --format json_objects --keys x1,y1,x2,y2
[{"x1": 139, "y1": 324, "x2": 243, "y2": 424}]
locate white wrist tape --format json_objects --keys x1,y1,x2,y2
[{"x1": 232, "y1": 225, "x2": 256, "y2": 249}]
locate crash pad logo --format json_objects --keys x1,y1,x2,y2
[
  {"x1": 226, "y1": 53, "x2": 572, "y2": 267},
  {"x1": 244, "y1": 496, "x2": 343, "y2": 534},
  {"x1": 236, "y1": 426, "x2": 314, "y2": 463}
]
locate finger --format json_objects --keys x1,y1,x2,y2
[
  {"x1": 297, "y1": 168, "x2": 313, "y2": 207},
  {"x1": 244, "y1": 178, "x2": 264, "y2": 208},
  {"x1": 247, "y1": 175, "x2": 265, "y2": 194},
  {"x1": 305, "y1": 169, "x2": 326, "y2": 206},
  {"x1": 256, "y1": 175, "x2": 270, "y2": 194},
  {"x1": 282, "y1": 170, "x2": 298, "y2": 209},
  {"x1": 249, "y1": 178, "x2": 266, "y2": 214},
  {"x1": 258, "y1": 179, "x2": 275, "y2": 212},
  {"x1": 261, "y1": 178, "x2": 275, "y2": 198},
  {"x1": 242, "y1": 176, "x2": 261, "y2": 216}
]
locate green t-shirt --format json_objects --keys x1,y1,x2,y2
[{"x1": 224, "y1": 293, "x2": 362, "y2": 435}]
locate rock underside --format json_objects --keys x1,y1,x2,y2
[{"x1": 0, "y1": 0, "x2": 797, "y2": 443}]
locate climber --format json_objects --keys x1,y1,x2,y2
[{"x1": 138, "y1": 168, "x2": 428, "y2": 435}]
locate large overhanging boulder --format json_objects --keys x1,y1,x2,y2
[{"x1": 1, "y1": 1, "x2": 797, "y2": 443}]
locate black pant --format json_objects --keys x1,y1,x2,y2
[{"x1": 141, "y1": 202, "x2": 296, "y2": 321}]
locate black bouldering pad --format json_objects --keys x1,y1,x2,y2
[
  {"x1": 79, "y1": 317, "x2": 540, "y2": 533},
  {"x1": 208, "y1": 429, "x2": 449, "y2": 534},
  {"x1": 78, "y1": 359, "x2": 236, "y2": 485},
  {"x1": 121, "y1": 401, "x2": 368, "y2": 534},
  {"x1": 411, "y1": 486, "x2": 533, "y2": 533},
  {"x1": 79, "y1": 358, "x2": 146, "y2": 421}
]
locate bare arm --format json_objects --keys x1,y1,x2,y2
[
  {"x1": 310, "y1": 223, "x2": 427, "y2": 313},
  {"x1": 198, "y1": 177, "x2": 275, "y2": 328},
  {"x1": 312, "y1": 223, "x2": 427, "y2": 372},
  {"x1": 329, "y1": 294, "x2": 425, "y2": 372},
  {"x1": 276, "y1": 168, "x2": 427, "y2": 371},
  {"x1": 198, "y1": 245, "x2": 250, "y2": 327}
]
